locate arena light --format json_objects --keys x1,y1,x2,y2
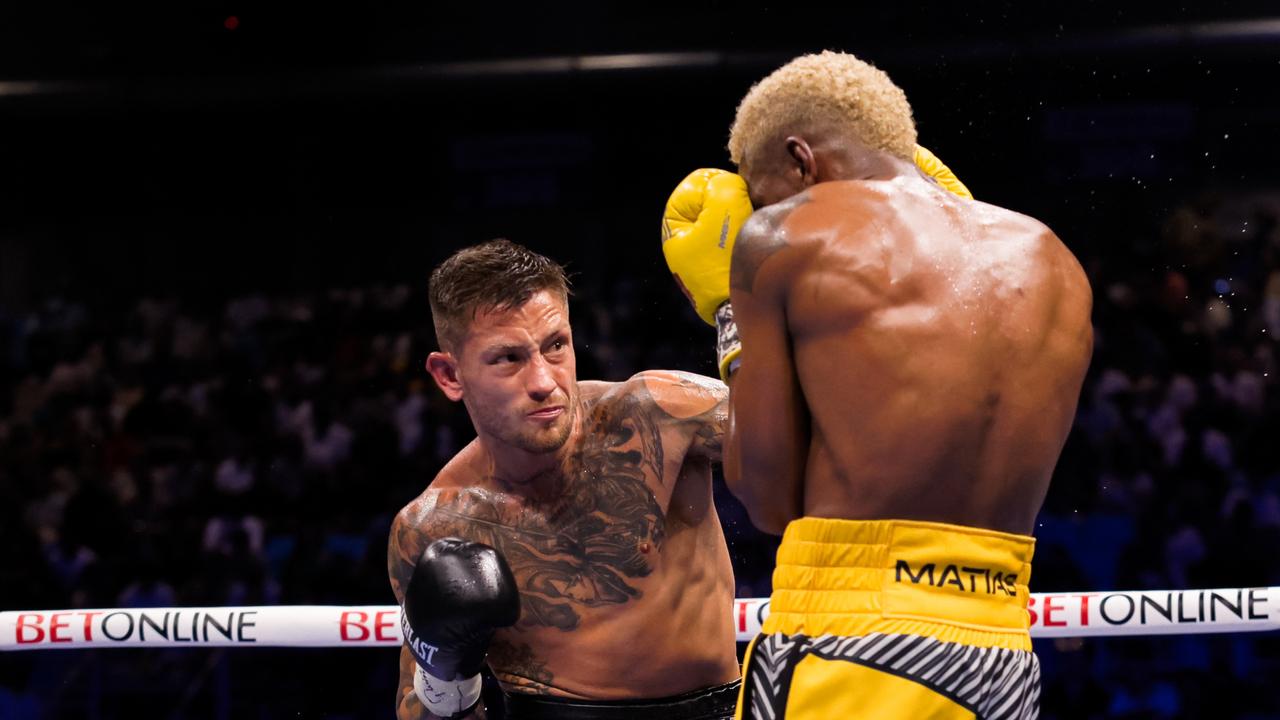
[
  {"x1": 575, "y1": 52, "x2": 721, "y2": 72},
  {"x1": 0, "y1": 82, "x2": 52, "y2": 97}
]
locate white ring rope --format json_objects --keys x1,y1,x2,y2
[{"x1": 1, "y1": 587, "x2": 1275, "y2": 651}]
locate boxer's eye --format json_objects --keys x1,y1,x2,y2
[{"x1": 545, "y1": 335, "x2": 569, "y2": 355}]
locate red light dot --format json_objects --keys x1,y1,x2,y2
[{"x1": 224, "y1": 16, "x2": 240, "y2": 31}]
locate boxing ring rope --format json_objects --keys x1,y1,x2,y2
[{"x1": 2, "y1": 587, "x2": 1276, "y2": 651}]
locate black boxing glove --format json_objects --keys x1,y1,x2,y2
[{"x1": 401, "y1": 538, "x2": 520, "y2": 719}]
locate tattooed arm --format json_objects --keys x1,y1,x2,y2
[
  {"x1": 636, "y1": 371, "x2": 729, "y2": 463},
  {"x1": 722, "y1": 202, "x2": 810, "y2": 535},
  {"x1": 388, "y1": 493, "x2": 489, "y2": 720}
]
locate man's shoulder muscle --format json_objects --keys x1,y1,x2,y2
[
  {"x1": 732, "y1": 192, "x2": 825, "y2": 297},
  {"x1": 388, "y1": 472, "x2": 503, "y2": 603},
  {"x1": 627, "y1": 371, "x2": 726, "y2": 422}
]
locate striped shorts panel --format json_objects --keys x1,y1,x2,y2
[{"x1": 736, "y1": 631, "x2": 1040, "y2": 720}]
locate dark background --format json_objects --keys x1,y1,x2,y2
[
  {"x1": 3, "y1": 2, "x2": 1278, "y2": 306},
  {"x1": 2, "y1": 2, "x2": 1280, "y2": 718}
]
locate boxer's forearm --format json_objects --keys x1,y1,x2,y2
[
  {"x1": 722, "y1": 373, "x2": 741, "y2": 490},
  {"x1": 725, "y1": 376, "x2": 803, "y2": 535},
  {"x1": 723, "y1": 241, "x2": 808, "y2": 534}
]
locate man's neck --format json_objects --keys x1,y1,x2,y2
[
  {"x1": 820, "y1": 145, "x2": 916, "y2": 184},
  {"x1": 477, "y1": 403, "x2": 583, "y2": 497}
]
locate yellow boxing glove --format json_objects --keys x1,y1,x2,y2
[
  {"x1": 660, "y1": 169, "x2": 754, "y2": 326},
  {"x1": 914, "y1": 144, "x2": 973, "y2": 200}
]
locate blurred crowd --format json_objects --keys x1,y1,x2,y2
[{"x1": 2, "y1": 190, "x2": 1280, "y2": 718}]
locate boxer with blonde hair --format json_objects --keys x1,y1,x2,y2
[{"x1": 661, "y1": 50, "x2": 1093, "y2": 719}]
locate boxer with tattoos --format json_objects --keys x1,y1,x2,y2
[{"x1": 388, "y1": 239, "x2": 740, "y2": 720}]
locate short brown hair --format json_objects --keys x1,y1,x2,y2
[
  {"x1": 729, "y1": 50, "x2": 917, "y2": 166},
  {"x1": 428, "y1": 239, "x2": 571, "y2": 351}
]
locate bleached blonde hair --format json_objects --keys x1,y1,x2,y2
[{"x1": 728, "y1": 50, "x2": 917, "y2": 166}]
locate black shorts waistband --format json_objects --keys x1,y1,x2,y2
[{"x1": 502, "y1": 680, "x2": 740, "y2": 720}]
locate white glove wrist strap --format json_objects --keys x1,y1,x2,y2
[{"x1": 413, "y1": 665, "x2": 482, "y2": 718}]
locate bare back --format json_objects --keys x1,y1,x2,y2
[
  {"x1": 388, "y1": 372, "x2": 737, "y2": 714},
  {"x1": 738, "y1": 178, "x2": 1092, "y2": 535}
]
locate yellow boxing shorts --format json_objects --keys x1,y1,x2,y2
[{"x1": 736, "y1": 518, "x2": 1040, "y2": 720}]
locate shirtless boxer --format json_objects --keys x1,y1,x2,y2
[
  {"x1": 388, "y1": 239, "x2": 740, "y2": 719},
  {"x1": 660, "y1": 51, "x2": 1093, "y2": 719}
]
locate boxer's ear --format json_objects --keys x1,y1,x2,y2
[
  {"x1": 427, "y1": 351, "x2": 464, "y2": 401},
  {"x1": 785, "y1": 136, "x2": 817, "y2": 188}
]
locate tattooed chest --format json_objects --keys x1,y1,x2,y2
[
  {"x1": 463, "y1": 405, "x2": 672, "y2": 631},
  {"x1": 508, "y1": 454, "x2": 668, "y2": 630}
]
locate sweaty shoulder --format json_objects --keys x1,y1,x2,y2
[
  {"x1": 584, "y1": 373, "x2": 724, "y2": 419},
  {"x1": 632, "y1": 370, "x2": 726, "y2": 420},
  {"x1": 978, "y1": 202, "x2": 1089, "y2": 286},
  {"x1": 1024, "y1": 211, "x2": 1093, "y2": 318},
  {"x1": 732, "y1": 192, "x2": 820, "y2": 295},
  {"x1": 388, "y1": 468, "x2": 507, "y2": 602},
  {"x1": 732, "y1": 183, "x2": 901, "y2": 296},
  {"x1": 388, "y1": 488, "x2": 443, "y2": 604}
]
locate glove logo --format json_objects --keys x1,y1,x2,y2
[
  {"x1": 718, "y1": 214, "x2": 731, "y2": 249},
  {"x1": 400, "y1": 609, "x2": 440, "y2": 666}
]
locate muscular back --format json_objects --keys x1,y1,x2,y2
[
  {"x1": 735, "y1": 177, "x2": 1092, "y2": 535},
  {"x1": 389, "y1": 372, "x2": 737, "y2": 716}
]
